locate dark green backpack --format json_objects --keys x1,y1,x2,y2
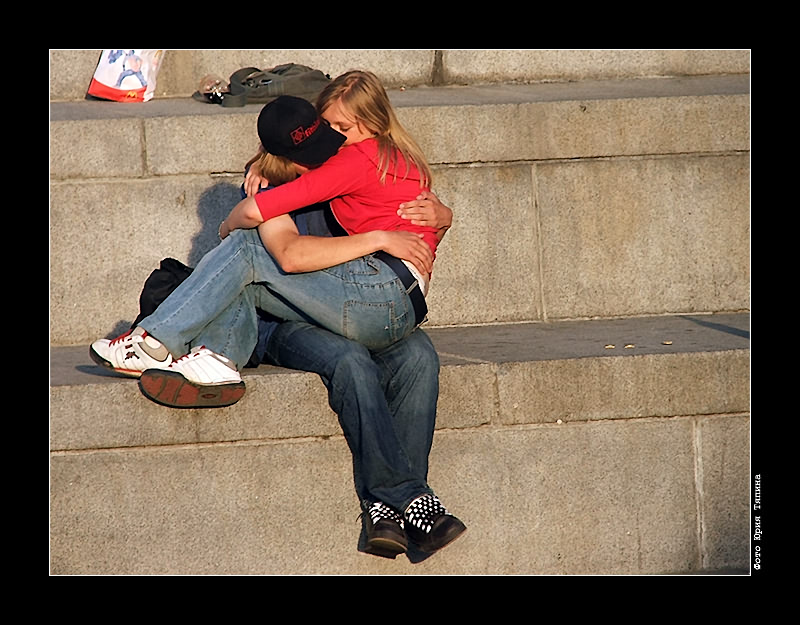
[{"x1": 197, "y1": 63, "x2": 331, "y2": 107}]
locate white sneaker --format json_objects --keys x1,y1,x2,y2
[
  {"x1": 90, "y1": 327, "x2": 173, "y2": 378},
  {"x1": 138, "y1": 346, "x2": 245, "y2": 408}
]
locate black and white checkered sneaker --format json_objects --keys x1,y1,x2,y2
[
  {"x1": 404, "y1": 494, "x2": 467, "y2": 553},
  {"x1": 363, "y1": 501, "x2": 407, "y2": 559}
]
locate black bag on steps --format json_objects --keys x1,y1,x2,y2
[
  {"x1": 130, "y1": 257, "x2": 267, "y2": 368},
  {"x1": 194, "y1": 63, "x2": 331, "y2": 107},
  {"x1": 131, "y1": 258, "x2": 193, "y2": 328}
]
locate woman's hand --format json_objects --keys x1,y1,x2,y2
[{"x1": 378, "y1": 231, "x2": 433, "y2": 276}]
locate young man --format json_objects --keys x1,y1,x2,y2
[{"x1": 251, "y1": 197, "x2": 465, "y2": 558}]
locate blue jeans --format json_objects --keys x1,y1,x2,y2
[
  {"x1": 262, "y1": 321, "x2": 437, "y2": 513},
  {"x1": 139, "y1": 228, "x2": 419, "y2": 367}
]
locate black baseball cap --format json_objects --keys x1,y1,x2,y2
[{"x1": 257, "y1": 95, "x2": 345, "y2": 166}]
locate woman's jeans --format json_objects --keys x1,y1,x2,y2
[
  {"x1": 263, "y1": 321, "x2": 437, "y2": 513},
  {"x1": 139, "y1": 228, "x2": 419, "y2": 368}
]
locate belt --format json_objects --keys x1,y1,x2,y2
[{"x1": 373, "y1": 251, "x2": 428, "y2": 327}]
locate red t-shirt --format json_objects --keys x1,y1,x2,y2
[{"x1": 254, "y1": 138, "x2": 438, "y2": 255}]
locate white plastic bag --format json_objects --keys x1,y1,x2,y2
[{"x1": 87, "y1": 49, "x2": 165, "y2": 102}]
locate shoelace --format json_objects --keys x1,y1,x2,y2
[
  {"x1": 173, "y1": 349, "x2": 200, "y2": 363},
  {"x1": 168, "y1": 347, "x2": 206, "y2": 369},
  {"x1": 109, "y1": 329, "x2": 134, "y2": 345},
  {"x1": 404, "y1": 494, "x2": 448, "y2": 534},
  {"x1": 361, "y1": 501, "x2": 404, "y2": 529}
]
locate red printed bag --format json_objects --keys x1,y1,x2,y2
[{"x1": 87, "y1": 49, "x2": 165, "y2": 102}]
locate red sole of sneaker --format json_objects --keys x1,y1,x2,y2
[
  {"x1": 89, "y1": 346, "x2": 143, "y2": 378},
  {"x1": 139, "y1": 369, "x2": 246, "y2": 408}
]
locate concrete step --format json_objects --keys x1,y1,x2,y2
[
  {"x1": 50, "y1": 312, "x2": 750, "y2": 575},
  {"x1": 50, "y1": 74, "x2": 750, "y2": 346}
]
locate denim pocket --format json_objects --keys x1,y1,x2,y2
[
  {"x1": 343, "y1": 299, "x2": 407, "y2": 350},
  {"x1": 323, "y1": 257, "x2": 382, "y2": 284},
  {"x1": 346, "y1": 257, "x2": 381, "y2": 277}
]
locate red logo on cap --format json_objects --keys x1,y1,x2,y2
[{"x1": 290, "y1": 118, "x2": 320, "y2": 145}]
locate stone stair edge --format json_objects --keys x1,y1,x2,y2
[
  {"x1": 51, "y1": 312, "x2": 751, "y2": 388},
  {"x1": 49, "y1": 313, "x2": 750, "y2": 453},
  {"x1": 50, "y1": 74, "x2": 751, "y2": 123}
]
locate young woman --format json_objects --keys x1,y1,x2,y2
[
  {"x1": 120, "y1": 72, "x2": 440, "y2": 378},
  {"x1": 92, "y1": 82, "x2": 436, "y2": 377}
]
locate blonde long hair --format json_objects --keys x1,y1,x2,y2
[{"x1": 317, "y1": 70, "x2": 432, "y2": 188}]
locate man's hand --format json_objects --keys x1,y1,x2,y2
[
  {"x1": 397, "y1": 190, "x2": 453, "y2": 231},
  {"x1": 244, "y1": 165, "x2": 269, "y2": 198},
  {"x1": 378, "y1": 231, "x2": 434, "y2": 276},
  {"x1": 219, "y1": 197, "x2": 264, "y2": 240}
]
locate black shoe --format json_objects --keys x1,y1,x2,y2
[
  {"x1": 363, "y1": 501, "x2": 408, "y2": 559},
  {"x1": 404, "y1": 494, "x2": 467, "y2": 553}
]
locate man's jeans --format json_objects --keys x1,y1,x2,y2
[
  {"x1": 263, "y1": 321, "x2": 437, "y2": 513},
  {"x1": 139, "y1": 228, "x2": 418, "y2": 367}
]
